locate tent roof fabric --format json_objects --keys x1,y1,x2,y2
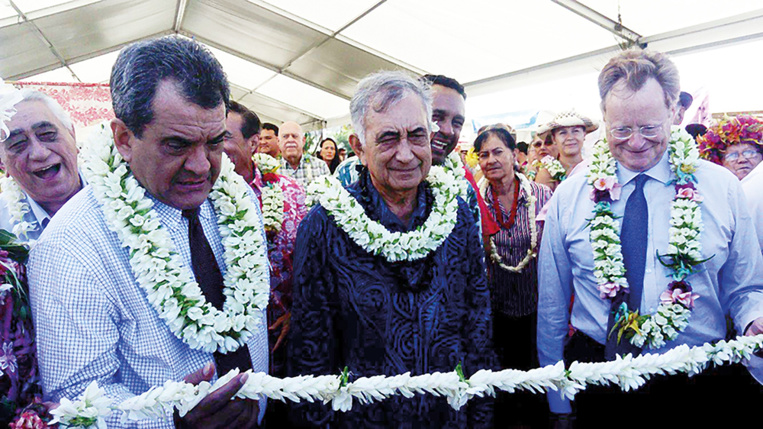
[{"x1": 2, "y1": 0, "x2": 763, "y2": 130}]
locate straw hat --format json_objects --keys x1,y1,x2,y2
[{"x1": 537, "y1": 110, "x2": 599, "y2": 136}]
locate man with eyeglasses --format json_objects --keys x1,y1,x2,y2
[{"x1": 537, "y1": 49, "x2": 763, "y2": 428}]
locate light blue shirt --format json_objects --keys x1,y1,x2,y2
[
  {"x1": 28, "y1": 185, "x2": 269, "y2": 427},
  {"x1": 0, "y1": 171, "x2": 86, "y2": 242},
  {"x1": 537, "y1": 150, "x2": 763, "y2": 413}
]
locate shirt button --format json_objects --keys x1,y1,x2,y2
[{"x1": 646, "y1": 269, "x2": 652, "y2": 274}]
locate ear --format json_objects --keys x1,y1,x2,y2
[
  {"x1": 248, "y1": 134, "x2": 259, "y2": 157},
  {"x1": 349, "y1": 134, "x2": 366, "y2": 166},
  {"x1": 111, "y1": 118, "x2": 135, "y2": 163}
]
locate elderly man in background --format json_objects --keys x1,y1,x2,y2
[
  {"x1": 288, "y1": 70, "x2": 495, "y2": 427},
  {"x1": 258, "y1": 122, "x2": 280, "y2": 158},
  {"x1": 537, "y1": 49, "x2": 763, "y2": 428},
  {"x1": 29, "y1": 36, "x2": 269, "y2": 428},
  {"x1": 0, "y1": 90, "x2": 83, "y2": 242},
  {"x1": 224, "y1": 101, "x2": 306, "y2": 376},
  {"x1": 278, "y1": 120, "x2": 330, "y2": 188}
]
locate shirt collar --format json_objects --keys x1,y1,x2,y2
[
  {"x1": 26, "y1": 193, "x2": 51, "y2": 227},
  {"x1": 148, "y1": 192, "x2": 214, "y2": 233},
  {"x1": 26, "y1": 169, "x2": 88, "y2": 227},
  {"x1": 616, "y1": 148, "x2": 671, "y2": 186},
  {"x1": 485, "y1": 177, "x2": 529, "y2": 206}
]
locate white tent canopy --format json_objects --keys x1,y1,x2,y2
[{"x1": 2, "y1": 0, "x2": 763, "y2": 132}]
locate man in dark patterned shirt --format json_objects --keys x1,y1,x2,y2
[{"x1": 288, "y1": 70, "x2": 496, "y2": 428}]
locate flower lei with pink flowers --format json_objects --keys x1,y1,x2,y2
[{"x1": 587, "y1": 128, "x2": 708, "y2": 350}]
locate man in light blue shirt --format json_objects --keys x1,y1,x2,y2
[
  {"x1": 0, "y1": 90, "x2": 84, "y2": 243},
  {"x1": 537, "y1": 49, "x2": 763, "y2": 427},
  {"x1": 28, "y1": 36, "x2": 268, "y2": 428}
]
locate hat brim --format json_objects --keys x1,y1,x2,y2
[{"x1": 538, "y1": 117, "x2": 599, "y2": 135}]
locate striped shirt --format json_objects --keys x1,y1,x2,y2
[{"x1": 483, "y1": 180, "x2": 552, "y2": 317}]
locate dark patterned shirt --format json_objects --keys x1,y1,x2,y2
[
  {"x1": 484, "y1": 180, "x2": 552, "y2": 317},
  {"x1": 288, "y1": 172, "x2": 496, "y2": 428}
]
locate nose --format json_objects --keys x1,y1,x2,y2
[
  {"x1": 28, "y1": 136, "x2": 52, "y2": 161},
  {"x1": 395, "y1": 139, "x2": 416, "y2": 164},
  {"x1": 184, "y1": 144, "x2": 211, "y2": 176},
  {"x1": 625, "y1": 133, "x2": 650, "y2": 151},
  {"x1": 437, "y1": 120, "x2": 453, "y2": 137}
]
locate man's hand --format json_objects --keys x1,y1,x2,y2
[
  {"x1": 269, "y1": 312, "x2": 291, "y2": 352},
  {"x1": 744, "y1": 317, "x2": 763, "y2": 336},
  {"x1": 177, "y1": 362, "x2": 259, "y2": 428}
]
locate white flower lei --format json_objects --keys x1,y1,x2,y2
[
  {"x1": 587, "y1": 128, "x2": 705, "y2": 350},
  {"x1": 0, "y1": 79, "x2": 37, "y2": 243},
  {"x1": 479, "y1": 172, "x2": 538, "y2": 273},
  {"x1": 253, "y1": 153, "x2": 284, "y2": 235},
  {"x1": 441, "y1": 151, "x2": 470, "y2": 202},
  {"x1": 306, "y1": 165, "x2": 460, "y2": 262},
  {"x1": 0, "y1": 175, "x2": 38, "y2": 243},
  {"x1": 53, "y1": 334, "x2": 763, "y2": 425},
  {"x1": 533, "y1": 155, "x2": 566, "y2": 182},
  {"x1": 80, "y1": 123, "x2": 269, "y2": 353}
]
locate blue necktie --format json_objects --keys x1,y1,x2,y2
[{"x1": 605, "y1": 174, "x2": 648, "y2": 359}]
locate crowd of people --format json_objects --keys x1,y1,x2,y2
[{"x1": 0, "y1": 35, "x2": 761, "y2": 428}]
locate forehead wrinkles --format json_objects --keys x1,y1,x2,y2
[{"x1": 153, "y1": 105, "x2": 225, "y2": 142}]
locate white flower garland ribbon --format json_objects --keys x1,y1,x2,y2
[{"x1": 53, "y1": 334, "x2": 763, "y2": 426}]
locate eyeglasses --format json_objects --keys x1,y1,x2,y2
[
  {"x1": 724, "y1": 149, "x2": 762, "y2": 163},
  {"x1": 609, "y1": 124, "x2": 663, "y2": 141}
]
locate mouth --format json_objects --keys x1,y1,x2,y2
[
  {"x1": 431, "y1": 139, "x2": 447, "y2": 151},
  {"x1": 175, "y1": 177, "x2": 208, "y2": 191},
  {"x1": 33, "y1": 164, "x2": 61, "y2": 180}
]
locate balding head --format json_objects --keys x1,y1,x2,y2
[{"x1": 279, "y1": 121, "x2": 304, "y2": 166}]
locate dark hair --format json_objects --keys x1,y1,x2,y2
[
  {"x1": 261, "y1": 122, "x2": 279, "y2": 136},
  {"x1": 516, "y1": 141, "x2": 529, "y2": 155},
  {"x1": 110, "y1": 36, "x2": 230, "y2": 138},
  {"x1": 473, "y1": 124, "x2": 516, "y2": 152},
  {"x1": 228, "y1": 101, "x2": 261, "y2": 139},
  {"x1": 319, "y1": 138, "x2": 341, "y2": 173},
  {"x1": 421, "y1": 74, "x2": 466, "y2": 99}
]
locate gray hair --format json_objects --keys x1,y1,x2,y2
[
  {"x1": 17, "y1": 89, "x2": 74, "y2": 133},
  {"x1": 350, "y1": 70, "x2": 433, "y2": 146},
  {"x1": 598, "y1": 49, "x2": 680, "y2": 113}
]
